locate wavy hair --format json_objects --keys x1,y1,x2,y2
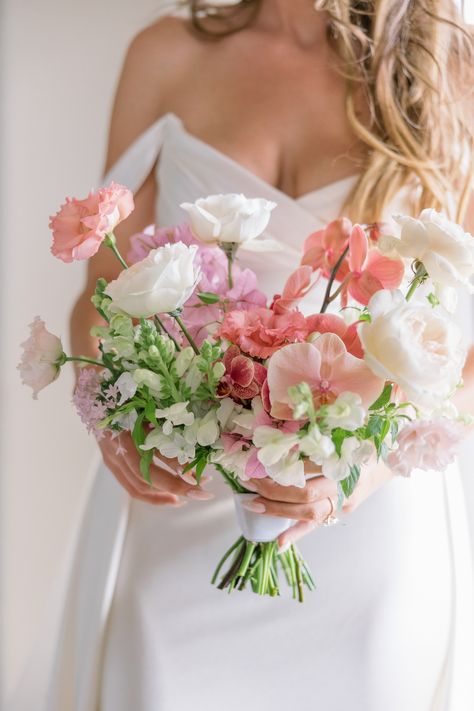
[{"x1": 175, "y1": 1, "x2": 473, "y2": 223}]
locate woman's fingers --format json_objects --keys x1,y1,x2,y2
[
  {"x1": 243, "y1": 492, "x2": 336, "y2": 523},
  {"x1": 149, "y1": 464, "x2": 215, "y2": 500},
  {"x1": 245, "y1": 474, "x2": 337, "y2": 504},
  {"x1": 277, "y1": 520, "x2": 319, "y2": 551}
]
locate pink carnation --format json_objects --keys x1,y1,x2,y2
[
  {"x1": 219, "y1": 307, "x2": 309, "y2": 359},
  {"x1": 17, "y1": 316, "x2": 64, "y2": 399},
  {"x1": 72, "y1": 368, "x2": 108, "y2": 440},
  {"x1": 386, "y1": 419, "x2": 464, "y2": 477},
  {"x1": 50, "y1": 181, "x2": 134, "y2": 263}
]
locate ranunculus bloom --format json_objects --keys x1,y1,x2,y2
[
  {"x1": 217, "y1": 345, "x2": 267, "y2": 400},
  {"x1": 105, "y1": 242, "x2": 200, "y2": 318},
  {"x1": 219, "y1": 307, "x2": 309, "y2": 359},
  {"x1": 306, "y1": 313, "x2": 364, "y2": 358},
  {"x1": 50, "y1": 182, "x2": 134, "y2": 263},
  {"x1": 342, "y1": 224, "x2": 404, "y2": 306},
  {"x1": 386, "y1": 418, "x2": 464, "y2": 477},
  {"x1": 359, "y1": 289, "x2": 466, "y2": 408},
  {"x1": 180, "y1": 193, "x2": 276, "y2": 248},
  {"x1": 301, "y1": 218, "x2": 351, "y2": 280},
  {"x1": 380, "y1": 209, "x2": 474, "y2": 293},
  {"x1": 267, "y1": 333, "x2": 383, "y2": 420},
  {"x1": 18, "y1": 316, "x2": 64, "y2": 399}
]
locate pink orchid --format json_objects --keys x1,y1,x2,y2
[
  {"x1": 305, "y1": 313, "x2": 364, "y2": 358},
  {"x1": 217, "y1": 345, "x2": 267, "y2": 401},
  {"x1": 50, "y1": 182, "x2": 134, "y2": 263},
  {"x1": 301, "y1": 218, "x2": 352, "y2": 280},
  {"x1": 271, "y1": 265, "x2": 320, "y2": 314},
  {"x1": 219, "y1": 307, "x2": 309, "y2": 359},
  {"x1": 341, "y1": 224, "x2": 404, "y2": 306},
  {"x1": 267, "y1": 333, "x2": 383, "y2": 419}
]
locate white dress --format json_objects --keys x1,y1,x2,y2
[{"x1": 9, "y1": 112, "x2": 474, "y2": 711}]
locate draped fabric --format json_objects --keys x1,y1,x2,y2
[{"x1": 8, "y1": 112, "x2": 474, "y2": 711}]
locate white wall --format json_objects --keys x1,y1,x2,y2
[
  {"x1": 1, "y1": 0, "x2": 474, "y2": 704},
  {"x1": 0, "y1": 0, "x2": 165, "y2": 701}
]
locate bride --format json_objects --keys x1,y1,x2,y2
[{"x1": 16, "y1": 1, "x2": 474, "y2": 710}]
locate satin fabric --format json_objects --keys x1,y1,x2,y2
[{"x1": 9, "y1": 112, "x2": 474, "y2": 711}]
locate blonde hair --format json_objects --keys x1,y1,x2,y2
[{"x1": 178, "y1": 1, "x2": 474, "y2": 223}]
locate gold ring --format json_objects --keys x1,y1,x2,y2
[{"x1": 323, "y1": 497, "x2": 338, "y2": 527}]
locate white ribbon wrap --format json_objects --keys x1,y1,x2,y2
[{"x1": 233, "y1": 493, "x2": 295, "y2": 543}]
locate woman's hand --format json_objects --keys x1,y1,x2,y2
[
  {"x1": 242, "y1": 458, "x2": 393, "y2": 551},
  {"x1": 99, "y1": 430, "x2": 214, "y2": 505}
]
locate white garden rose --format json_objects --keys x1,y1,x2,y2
[
  {"x1": 105, "y1": 243, "x2": 200, "y2": 318},
  {"x1": 180, "y1": 193, "x2": 277, "y2": 248},
  {"x1": 359, "y1": 289, "x2": 466, "y2": 408},
  {"x1": 380, "y1": 209, "x2": 474, "y2": 293}
]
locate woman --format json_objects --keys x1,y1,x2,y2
[{"x1": 37, "y1": 1, "x2": 474, "y2": 710}]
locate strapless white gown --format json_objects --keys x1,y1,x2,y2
[{"x1": 9, "y1": 113, "x2": 474, "y2": 711}]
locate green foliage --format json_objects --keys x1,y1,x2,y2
[
  {"x1": 369, "y1": 382, "x2": 393, "y2": 410},
  {"x1": 340, "y1": 465, "x2": 360, "y2": 498},
  {"x1": 197, "y1": 292, "x2": 221, "y2": 304}
]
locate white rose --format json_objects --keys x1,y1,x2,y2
[
  {"x1": 380, "y1": 209, "x2": 474, "y2": 293},
  {"x1": 105, "y1": 243, "x2": 200, "y2": 318},
  {"x1": 359, "y1": 289, "x2": 466, "y2": 408},
  {"x1": 180, "y1": 193, "x2": 277, "y2": 248}
]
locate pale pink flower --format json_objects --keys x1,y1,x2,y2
[
  {"x1": 17, "y1": 316, "x2": 64, "y2": 399},
  {"x1": 301, "y1": 218, "x2": 352, "y2": 280},
  {"x1": 50, "y1": 182, "x2": 134, "y2": 263},
  {"x1": 341, "y1": 225, "x2": 404, "y2": 306},
  {"x1": 72, "y1": 368, "x2": 108, "y2": 440},
  {"x1": 127, "y1": 223, "x2": 196, "y2": 263},
  {"x1": 217, "y1": 345, "x2": 267, "y2": 400},
  {"x1": 305, "y1": 313, "x2": 364, "y2": 358},
  {"x1": 387, "y1": 418, "x2": 464, "y2": 477},
  {"x1": 267, "y1": 333, "x2": 384, "y2": 420},
  {"x1": 219, "y1": 307, "x2": 309, "y2": 359}
]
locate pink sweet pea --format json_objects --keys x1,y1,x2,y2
[
  {"x1": 50, "y1": 182, "x2": 134, "y2": 263},
  {"x1": 301, "y1": 218, "x2": 351, "y2": 280},
  {"x1": 17, "y1": 316, "x2": 65, "y2": 399},
  {"x1": 341, "y1": 225, "x2": 404, "y2": 306},
  {"x1": 267, "y1": 333, "x2": 383, "y2": 419}
]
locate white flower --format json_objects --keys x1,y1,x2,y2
[
  {"x1": 359, "y1": 289, "x2": 466, "y2": 408},
  {"x1": 299, "y1": 426, "x2": 335, "y2": 464},
  {"x1": 211, "y1": 447, "x2": 251, "y2": 480},
  {"x1": 132, "y1": 368, "x2": 163, "y2": 398},
  {"x1": 115, "y1": 371, "x2": 138, "y2": 405},
  {"x1": 184, "y1": 410, "x2": 220, "y2": 447},
  {"x1": 265, "y1": 451, "x2": 306, "y2": 488},
  {"x1": 321, "y1": 392, "x2": 366, "y2": 431},
  {"x1": 155, "y1": 402, "x2": 195, "y2": 434},
  {"x1": 111, "y1": 410, "x2": 138, "y2": 431},
  {"x1": 380, "y1": 209, "x2": 474, "y2": 294},
  {"x1": 253, "y1": 426, "x2": 299, "y2": 467},
  {"x1": 105, "y1": 242, "x2": 200, "y2": 318},
  {"x1": 174, "y1": 347, "x2": 196, "y2": 377},
  {"x1": 322, "y1": 437, "x2": 374, "y2": 482},
  {"x1": 216, "y1": 397, "x2": 242, "y2": 429},
  {"x1": 141, "y1": 428, "x2": 196, "y2": 465},
  {"x1": 180, "y1": 193, "x2": 278, "y2": 251},
  {"x1": 18, "y1": 316, "x2": 64, "y2": 399}
]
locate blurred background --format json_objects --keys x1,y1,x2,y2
[{"x1": 1, "y1": 0, "x2": 474, "y2": 705}]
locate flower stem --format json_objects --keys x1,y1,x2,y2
[
  {"x1": 320, "y1": 245, "x2": 349, "y2": 313},
  {"x1": 220, "y1": 242, "x2": 238, "y2": 290},
  {"x1": 153, "y1": 315, "x2": 181, "y2": 351},
  {"x1": 64, "y1": 355, "x2": 104, "y2": 367},
  {"x1": 104, "y1": 233, "x2": 128, "y2": 270},
  {"x1": 405, "y1": 264, "x2": 427, "y2": 301},
  {"x1": 171, "y1": 313, "x2": 200, "y2": 354}
]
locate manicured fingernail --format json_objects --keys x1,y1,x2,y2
[
  {"x1": 170, "y1": 499, "x2": 188, "y2": 507},
  {"x1": 181, "y1": 471, "x2": 198, "y2": 485},
  {"x1": 242, "y1": 500, "x2": 266, "y2": 513},
  {"x1": 242, "y1": 481, "x2": 258, "y2": 492},
  {"x1": 278, "y1": 541, "x2": 291, "y2": 554},
  {"x1": 186, "y1": 489, "x2": 215, "y2": 501}
]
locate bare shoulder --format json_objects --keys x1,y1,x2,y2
[{"x1": 103, "y1": 15, "x2": 201, "y2": 173}]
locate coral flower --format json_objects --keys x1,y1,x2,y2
[
  {"x1": 217, "y1": 345, "x2": 267, "y2": 400},
  {"x1": 267, "y1": 333, "x2": 383, "y2": 420},
  {"x1": 301, "y1": 218, "x2": 352, "y2": 280},
  {"x1": 50, "y1": 182, "x2": 134, "y2": 263},
  {"x1": 305, "y1": 313, "x2": 364, "y2": 358},
  {"x1": 342, "y1": 225, "x2": 404, "y2": 306},
  {"x1": 219, "y1": 308, "x2": 309, "y2": 359}
]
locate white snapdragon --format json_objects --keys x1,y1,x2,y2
[
  {"x1": 321, "y1": 392, "x2": 366, "y2": 431},
  {"x1": 155, "y1": 401, "x2": 195, "y2": 435},
  {"x1": 299, "y1": 425, "x2": 335, "y2": 464},
  {"x1": 253, "y1": 426, "x2": 299, "y2": 468},
  {"x1": 174, "y1": 346, "x2": 196, "y2": 377},
  {"x1": 184, "y1": 410, "x2": 220, "y2": 447},
  {"x1": 141, "y1": 428, "x2": 196, "y2": 465},
  {"x1": 115, "y1": 371, "x2": 138, "y2": 405},
  {"x1": 322, "y1": 437, "x2": 374, "y2": 482},
  {"x1": 132, "y1": 368, "x2": 163, "y2": 399}
]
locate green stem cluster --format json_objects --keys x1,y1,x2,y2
[{"x1": 212, "y1": 537, "x2": 316, "y2": 602}]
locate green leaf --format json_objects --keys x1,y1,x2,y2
[
  {"x1": 197, "y1": 291, "x2": 221, "y2": 305},
  {"x1": 427, "y1": 292, "x2": 440, "y2": 307},
  {"x1": 340, "y1": 465, "x2": 360, "y2": 498},
  {"x1": 144, "y1": 399, "x2": 158, "y2": 426},
  {"x1": 195, "y1": 456, "x2": 208, "y2": 483},
  {"x1": 331, "y1": 428, "x2": 352, "y2": 456},
  {"x1": 367, "y1": 415, "x2": 384, "y2": 437},
  {"x1": 131, "y1": 411, "x2": 146, "y2": 449},
  {"x1": 369, "y1": 382, "x2": 393, "y2": 410},
  {"x1": 139, "y1": 449, "x2": 153, "y2": 484}
]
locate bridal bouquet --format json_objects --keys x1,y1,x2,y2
[{"x1": 18, "y1": 183, "x2": 473, "y2": 601}]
